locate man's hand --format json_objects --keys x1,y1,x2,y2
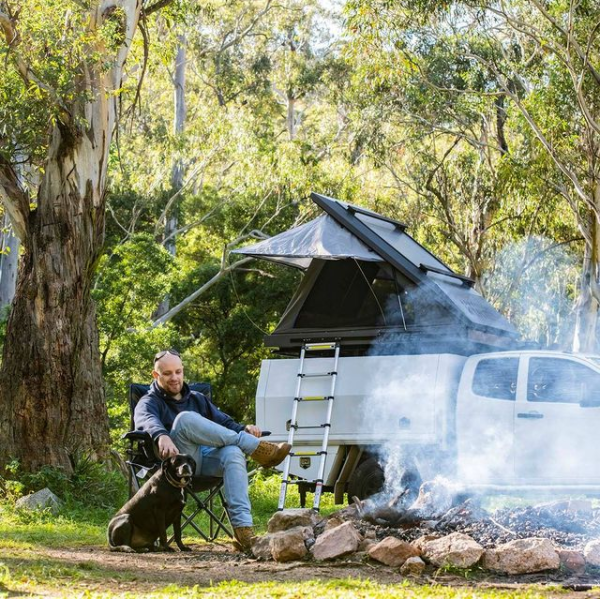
[
  {"x1": 244, "y1": 424, "x2": 261, "y2": 438},
  {"x1": 157, "y1": 435, "x2": 179, "y2": 460}
]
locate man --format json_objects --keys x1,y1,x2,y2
[{"x1": 134, "y1": 349, "x2": 291, "y2": 552}]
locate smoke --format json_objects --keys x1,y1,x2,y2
[
  {"x1": 358, "y1": 237, "x2": 592, "y2": 518},
  {"x1": 481, "y1": 236, "x2": 579, "y2": 349}
]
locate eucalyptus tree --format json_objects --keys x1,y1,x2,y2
[
  {"x1": 0, "y1": 0, "x2": 176, "y2": 471},
  {"x1": 346, "y1": 0, "x2": 600, "y2": 351}
]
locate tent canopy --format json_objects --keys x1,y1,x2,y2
[
  {"x1": 232, "y1": 214, "x2": 382, "y2": 269},
  {"x1": 233, "y1": 193, "x2": 518, "y2": 352}
]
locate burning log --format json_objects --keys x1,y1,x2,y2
[{"x1": 353, "y1": 479, "x2": 455, "y2": 527}]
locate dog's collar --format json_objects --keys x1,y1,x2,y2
[{"x1": 164, "y1": 469, "x2": 191, "y2": 489}]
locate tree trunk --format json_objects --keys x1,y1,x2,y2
[
  {"x1": 155, "y1": 37, "x2": 186, "y2": 319},
  {"x1": 0, "y1": 0, "x2": 143, "y2": 472},
  {"x1": 0, "y1": 122, "x2": 109, "y2": 471},
  {"x1": 573, "y1": 225, "x2": 600, "y2": 353},
  {"x1": 0, "y1": 214, "x2": 20, "y2": 310}
]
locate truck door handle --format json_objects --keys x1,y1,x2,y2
[{"x1": 517, "y1": 411, "x2": 544, "y2": 419}]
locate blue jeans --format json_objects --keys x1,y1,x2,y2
[{"x1": 169, "y1": 412, "x2": 260, "y2": 528}]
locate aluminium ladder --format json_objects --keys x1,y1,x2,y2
[{"x1": 277, "y1": 341, "x2": 340, "y2": 511}]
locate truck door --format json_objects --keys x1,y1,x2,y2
[
  {"x1": 456, "y1": 356, "x2": 518, "y2": 485},
  {"x1": 514, "y1": 356, "x2": 600, "y2": 484}
]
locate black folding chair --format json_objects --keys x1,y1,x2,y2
[{"x1": 122, "y1": 383, "x2": 233, "y2": 543}]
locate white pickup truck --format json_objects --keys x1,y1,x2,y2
[{"x1": 256, "y1": 349, "x2": 600, "y2": 504}]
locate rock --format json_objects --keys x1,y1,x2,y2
[
  {"x1": 363, "y1": 528, "x2": 377, "y2": 540},
  {"x1": 420, "y1": 532, "x2": 483, "y2": 568},
  {"x1": 413, "y1": 534, "x2": 440, "y2": 552},
  {"x1": 368, "y1": 537, "x2": 420, "y2": 567},
  {"x1": 558, "y1": 549, "x2": 586, "y2": 574},
  {"x1": 401, "y1": 556, "x2": 426, "y2": 577},
  {"x1": 358, "y1": 538, "x2": 377, "y2": 553},
  {"x1": 271, "y1": 526, "x2": 313, "y2": 562},
  {"x1": 312, "y1": 521, "x2": 362, "y2": 561},
  {"x1": 252, "y1": 534, "x2": 275, "y2": 560},
  {"x1": 268, "y1": 509, "x2": 320, "y2": 533},
  {"x1": 15, "y1": 488, "x2": 61, "y2": 515},
  {"x1": 584, "y1": 540, "x2": 600, "y2": 567},
  {"x1": 324, "y1": 516, "x2": 345, "y2": 531},
  {"x1": 253, "y1": 526, "x2": 314, "y2": 561},
  {"x1": 483, "y1": 537, "x2": 560, "y2": 574}
]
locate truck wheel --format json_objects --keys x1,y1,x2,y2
[
  {"x1": 347, "y1": 457, "x2": 423, "y2": 504},
  {"x1": 347, "y1": 457, "x2": 384, "y2": 501}
]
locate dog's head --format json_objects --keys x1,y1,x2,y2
[{"x1": 162, "y1": 454, "x2": 196, "y2": 487}]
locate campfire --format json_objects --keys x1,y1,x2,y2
[
  {"x1": 351, "y1": 479, "x2": 600, "y2": 550},
  {"x1": 253, "y1": 479, "x2": 600, "y2": 578}
]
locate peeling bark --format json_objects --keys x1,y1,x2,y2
[{"x1": 0, "y1": 0, "x2": 146, "y2": 472}]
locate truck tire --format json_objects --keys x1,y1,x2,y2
[
  {"x1": 347, "y1": 456, "x2": 422, "y2": 504},
  {"x1": 347, "y1": 457, "x2": 384, "y2": 501}
]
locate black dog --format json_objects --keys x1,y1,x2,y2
[{"x1": 108, "y1": 454, "x2": 196, "y2": 552}]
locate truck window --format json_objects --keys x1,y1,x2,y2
[
  {"x1": 527, "y1": 358, "x2": 600, "y2": 404},
  {"x1": 472, "y1": 358, "x2": 518, "y2": 400}
]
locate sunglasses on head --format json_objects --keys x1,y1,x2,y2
[{"x1": 154, "y1": 349, "x2": 181, "y2": 362}]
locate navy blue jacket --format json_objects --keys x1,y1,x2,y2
[{"x1": 134, "y1": 380, "x2": 245, "y2": 442}]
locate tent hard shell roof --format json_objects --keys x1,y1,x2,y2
[{"x1": 233, "y1": 192, "x2": 518, "y2": 353}]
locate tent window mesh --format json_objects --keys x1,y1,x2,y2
[{"x1": 294, "y1": 260, "x2": 449, "y2": 329}]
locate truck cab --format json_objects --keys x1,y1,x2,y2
[{"x1": 457, "y1": 351, "x2": 600, "y2": 492}]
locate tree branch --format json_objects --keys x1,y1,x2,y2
[{"x1": 0, "y1": 155, "x2": 29, "y2": 241}]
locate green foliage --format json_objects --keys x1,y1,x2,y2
[{"x1": 1, "y1": 455, "x2": 127, "y2": 514}]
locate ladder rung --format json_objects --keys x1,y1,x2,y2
[
  {"x1": 304, "y1": 343, "x2": 337, "y2": 351},
  {"x1": 292, "y1": 423, "x2": 330, "y2": 430},
  {"x1": 298, "y1": 371, "x2": 336, "y2": 378},
  {"x1": 295, "y1": 396, "x2": 331, "y2": 402},
  {"x1": 290, "y1": 450, "x2": 327, "y2": 457},
  {"x1": 282, "y1": 478, "x2": 322, "y2": 485}
]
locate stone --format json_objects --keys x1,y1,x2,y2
[
  {"x1": 15, "y1": 488, "x2": 61, "y2": 515},
  {"x1": 558, "y1": 549, "x2": 586, "y2": 574},
  {"x1": 358, "y1": 538, "x2": 377, "y2": 553},
  {"x1": 324, "y1": 515, "x2": 345, "y2": 531},
  {"x1": 413, "y1": 534, "x2": 440, "y2": 552},
  {"x1": 364, "y1": 528, "x2": 377, "y2": 540},
  {"x1": 368, "y1": 537, "x2": 420, "y2": 567},
  {"x1": 268, "y1": 509, "x2": 320, "y2": 533},
  {"x1": 253, "y1": 526, "x2": 314, "y2": 562},
  {"x1": 312, "y1": 521, "x2": 362, "y2": 561},
  {"x1": 420, "y1": 532, "x2": 483, "y2": 568},
  {"x1": 252, "y1": 534, "x2": 275, "y2": 560},
  {"x1": 271, "y1": 526, "x2": 313, "y2": 562},
  {"x1": 400, "y1": 556, "x2": 426, "y2": 577},
  {"x1": 482, "y1": 537, "x2": 560, "y2": 574},
  {"x1": 583, "y1": 540, "x2": 600, "y2": 567}
]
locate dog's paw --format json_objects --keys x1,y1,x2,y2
[{"x1": 178, "y1": 544, "x2": 192, "y2": 552}]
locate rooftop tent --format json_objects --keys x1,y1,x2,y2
[
  {"x1": 233, "y1": 193, "x2": 519, "y2": 354},
  {"x1": 234, "y1": 213, "x2": 382, "y2": 269}
]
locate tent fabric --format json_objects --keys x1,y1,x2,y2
[{"x1": 232, "y1": 214, "x2": 382, "y2": 269}]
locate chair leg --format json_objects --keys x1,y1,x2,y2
[{"x1": 168, "y1": 485, "x2": 233, "y2": 545}]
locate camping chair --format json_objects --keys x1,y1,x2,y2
[{"x1": 122, "y1": 382, "x2": 233, "y2": 544}]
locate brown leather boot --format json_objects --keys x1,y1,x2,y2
[
  {"x1": 250, "y1": 440, "x2": 291, "y2": 469},
  {"x1": 233, "y1": 526, "x2": 255, "y2": 553}
]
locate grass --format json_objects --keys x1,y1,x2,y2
[{"x1": 0, "y1": 470, "x2": 594, "y2": 598}]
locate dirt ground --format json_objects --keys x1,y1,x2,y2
[{"x1": 20, "y1": 541, "x2": 600, "y2": 597}]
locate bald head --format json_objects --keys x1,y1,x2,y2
[{"x1": 153, "y1": 352, "x2": 184, "y2": 398}]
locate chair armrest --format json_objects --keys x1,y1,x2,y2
[{"x1": 122, "y1": 430, "x2": 153, "y2": 442}]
